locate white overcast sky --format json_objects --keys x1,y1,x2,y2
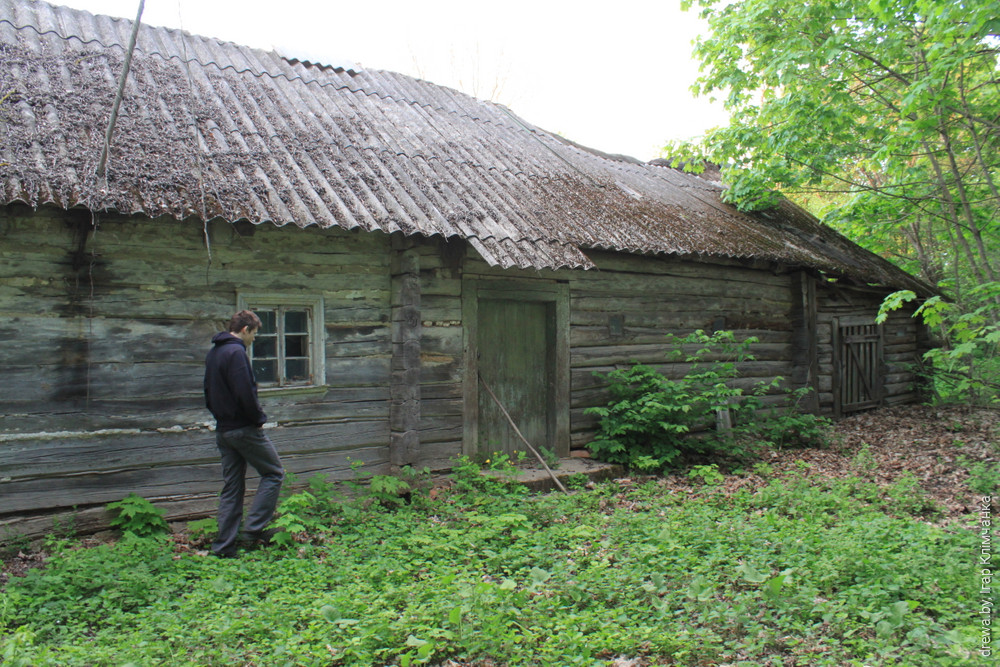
[{"x1": 56, "y1": 0, "x2": 728, "y2": 162}]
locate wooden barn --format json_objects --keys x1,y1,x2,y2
[{"x1": 0, "y1": 0, "x2": 933, "y2": 537}]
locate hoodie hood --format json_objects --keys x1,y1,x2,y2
[{"x1": 212, "y1": 332, "x2": 245, "y2": 347}]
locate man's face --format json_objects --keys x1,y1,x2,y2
[{"x1": 237, "y1": 325, "x2": 258, "y2": 346}]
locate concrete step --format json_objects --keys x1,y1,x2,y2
[{"x1": 484, "y1": 457, "x2": 625, "y2": 492}]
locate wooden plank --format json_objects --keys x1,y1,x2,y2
[
  {"x1": 0, "y1": 447, "x2": 391, "y2": 515},
  {"x1": 420, "y1": 383, "x2": 463, "y2": 401},
  {"x1": 414, "y1": 440, "x2": 462, "y2": 470},
  {"x1": 570, "y1": 325, "x2": 794, "y2": 347},
  {"x1": 390, "y1": 243, "x2": 421, "y2": 466},
  {"x1": 583, "y1": 249, "x2": 795, "y2": 284},
  {"x1": 570, "y1": 344, "x2": 793, "y2": 368},
  {"x1": 461, "y1": 281, "x2": 480, "y2": 457},
  {"x1": 831, "y1": 319, "x2": 843, "y2": 417},
  {"x1": 2, "y1": 421, "x2": 390, "y2": 479},
  {"x1": 1, "y1": 494, "x2": 221, "y2": 543}
]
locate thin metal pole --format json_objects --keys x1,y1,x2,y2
[{"x1": 96, "y1": 0, "x2": 146, "y2": 178}]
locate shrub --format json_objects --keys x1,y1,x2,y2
[
  {"x1": 105, "y1": 494, "x2": 169, "y2": 538},
  {"x1": 585, "y1": 330, "x2": 831, "y2": 471},
  {"x1": 878, "y1": 286, "x2": 1000, "y2": 405}
]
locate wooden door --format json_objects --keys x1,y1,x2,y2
[
  {"x1": 834, "y1": 318, "x2": 884, "y2": 415},
  {"x1": 476, "y1": 298, "x2": 553, "y2": 456}
]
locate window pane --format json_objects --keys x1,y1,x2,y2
[
  {"x1": 285, "y1": 334, "x2": 308, "y2": 358},
  {"x1": 252, "y1": 359, "x2": 277, "y2": 384},
  {"x1": 285, "y1": 358, "x2": 310, "y2": 382},
  {"x1": 285, "y1": 310, "x2": 309, "y2": 333},
  {"x1": 257, "y1": 310, "x2": 276, "y2": 334},
  {"x1": 253, "y1": 336, "x2": 277, "y2": 358}
]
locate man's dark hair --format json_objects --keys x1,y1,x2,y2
[{"x1": 228, "y1": 310, "x2": 262, "y2": 333}]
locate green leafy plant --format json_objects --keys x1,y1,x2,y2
[
  {"x1": 878, "y1": 286, "x2": 1000, "y2": 405},
  {"x1": 1, "y1": 470, "x2": 977, "y2": 666},
  {"x1": 586, "y1": 330, "x2": 831, "y2": 471},
  {"x1": 452, "y1": 452, "x2": 528, "y2": 497},
  {"x1": 538, "y1": 446, "x2": 560, "y2": 470},
  {"x1": 687, "y1": 464, "x2": 724, "y2": 486},
  {"x1": 740, "y1": 386, "x2": 834, "y2": 449},
  {"x1": 369, "y1": 474, "x2": 412, "y2": 508},
  {"x1": 271, "y1": 490, "x2": 334, "y2": 546},
  {"x1": 585, "y1": 330, "x2": 755, "y2": 470},
  {"x1": 849, "y1": 443, "x2": 878, "y2": 477},
  {"x1": 3, "y1": 461, "x2": 985, "y2": 666},
  {"x1": 962, "y1": 458, "x2": 1000, "y2": 496},
  {"x1": 106, "y1": 494, "x2": 169, "y2": 538},
  {"x1": 882, "y1": 472, "x2": 940, "y2": 518},
  {"x1": 185, "y1": 517, "x2": 217, "y2": 544}
]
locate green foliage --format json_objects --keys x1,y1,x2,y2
[
  {"x1": 742, "y1": 386, "x2": 835, "y2": 449},
  {"x1": 849, "y1": 443, "x2": 878, "y2": 477},
  {"x1": 565, "y1": 472, "x2": 590, "y2": 490},
  {"x1": 271, "y1": 490, "x2": 331, "y2": 546},
  {"x1": 185, "y1": 517, "x2": 217, "y2": 544},
  {"x1": 962, "y1": 457, "x2": 1000, "y2": 496},
  {"x1": 884, "y1": 472, "x2": 940, "y2": 518},
  {"x1": 369, "y1": 474, "x2": 411, "y2": 507},
  {"x1": 270, "y1": 468, "x2": 435, "y2": 546},
  {"x1": 0, "y1": 471, "x2": 978, "y2": 666},
  {"x1": 105, "y1": 494, "x2": 168, "y2": 538},
  {"x1": 674, "y1": 0, "x2": 1000, "y2": 389},
  {"x1": 586, "y1": 330, "x2": 832, "y2": 471},
  {"x1": 674, "y1": 0, "x2": 1000, "y2": 262},
  {"x1": 451, "y1": 452, "x2": 528, "y2": 498},
  {"x1": 585, "y1": 330, "x2": 756, "y2": 469},
  {"x1": 880, "y1": 286, "x2": 1000, "y2": 404},
  {"x1": 687, "y1": 464, "x2": 724, "y2": 486}
]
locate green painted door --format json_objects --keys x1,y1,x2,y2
[{"x1": 477, "y1": 298, "x2": 553, "y2": 456}]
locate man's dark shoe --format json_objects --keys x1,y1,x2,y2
[
  {"x1": 213, "y1": 549, "x2": 238, "y2": 559},
  {"x1": 239, "y1": 528, "x2": 277, "y2": 550}
]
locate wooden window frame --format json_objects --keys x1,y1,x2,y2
[{"x1": 237, "y1": 293, "x2": 326, "y2": 389}]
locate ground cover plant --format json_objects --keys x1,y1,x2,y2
[{"x1": 1, "y1": 407, "x2": 992, "y2": 667}]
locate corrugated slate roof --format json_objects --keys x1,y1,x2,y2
[{"x1": 0, "y1": 0, "x2": 931, "y2": 290}]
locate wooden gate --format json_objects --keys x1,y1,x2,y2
[{"x1": 833, "y1": 317, "x2": 884, "y2": 416}]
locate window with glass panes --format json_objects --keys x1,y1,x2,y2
[{"x1": 250, "y1": 307, "x2": 313, "y2": 386}]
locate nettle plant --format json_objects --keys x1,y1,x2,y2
[
  {"x1": 586, "y1": 330, "x2": 830, "y2": 471},
  {"x1": 106, "y1": 494, "x2": 169, "y2": 538}
]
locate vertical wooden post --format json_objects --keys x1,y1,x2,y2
[
  {"x1": 790, "y1": 272, "x2": 820, "y2": 412},
  {"x1": 800, "y1": 273, "x2": 819, "y2": 412},
  {"x1": 390, "y1": 236, "x2": 421, "y2": 468}
]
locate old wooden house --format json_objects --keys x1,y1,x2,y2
[{"x1": 0, "y1": 0, "x2": 933, "y2": 536}]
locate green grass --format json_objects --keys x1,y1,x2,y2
[{"x1": 0, "y1": 466, "x2": 984, "y2": 666}]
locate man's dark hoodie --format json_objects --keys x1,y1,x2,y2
[{"x1": 204, "y1": 332, "x2": 267, "y2": 433}]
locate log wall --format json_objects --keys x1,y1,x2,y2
[
  {"x1": 1, "y1": 205, "x2": 394, "y2": 536},
  {"x1": 414, "y1": 247, "x2": 805, "y2": 457},
  {"x1": 1, "y1": 205, "x2": 929, "y2": 538}
]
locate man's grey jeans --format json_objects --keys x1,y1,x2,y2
[{"x1": 212, "y1": 425, "x2": 284, "y2": 556}]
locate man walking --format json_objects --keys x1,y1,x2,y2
[{"x1": 204, "y1": 310, "x2": 284, "y2": 557}]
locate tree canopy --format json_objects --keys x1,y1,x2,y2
[
  {"x1": 672, "y1": 0, "x2": 1000, "y2": 400},
  {"x1": 674, "y1": 0, "x2": 999, "y2": 302}
]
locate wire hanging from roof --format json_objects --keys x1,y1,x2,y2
[{"x1": 96, "y1": 0, "x2": 145, "y2": 178}]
